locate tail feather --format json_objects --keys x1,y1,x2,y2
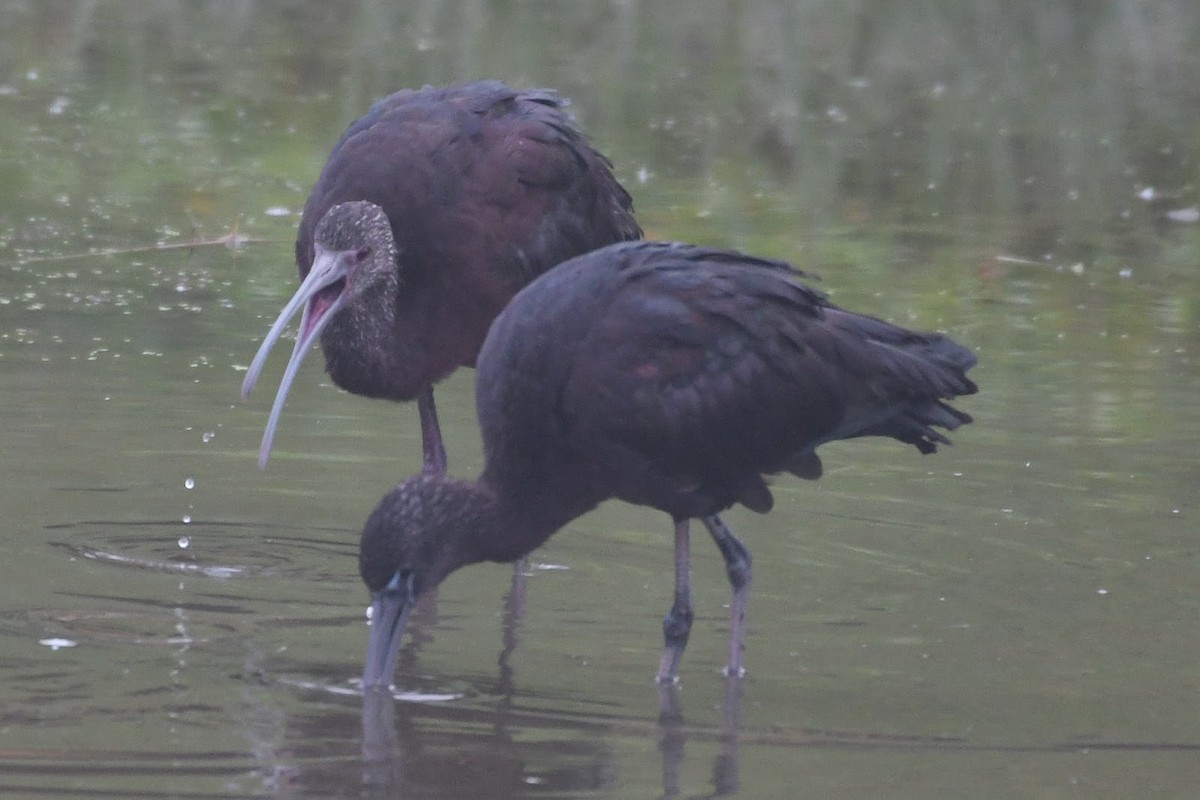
[
  {"x1": 815, "y1": 309, "x2": 977, "y2": 455},
  {"x1": 859, "y1": 399, "x2": 971, "y2": 454}
]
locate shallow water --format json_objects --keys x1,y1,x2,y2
[{"x1": 2, "y1": 3, "x2": 1199, "y2": 798}]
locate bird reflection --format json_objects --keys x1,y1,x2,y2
[
  {"x1": 657, "y1": 679, "x2": 743, "y2": 797},
  {"x1": 384, "y1": 564, "x2": 527, "y2": 703},
  {"x1": 360, "y1": 690, "x2": 402, "y2": 792},
  {"x1": 361, "y1": 686, "x2": 747, "y2": 799},
  {"x1": 362, "y1": 599, "x2": 747, "y2": 799},
  {"x1": 360, "y1": 567, "x2": 531, "y2": 796},
  {"x1": 495, "y1": 561, "x2": 528, "y2": 701},
  {"x1": 360, "y1": 689, "x2": 530, "y2": 798}
]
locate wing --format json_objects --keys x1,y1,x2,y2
[
  {"x1": 295, "y1": 81, "x2": 640, "y2": 289},
  {"x1": 556, "y1": 243, "x2": 976, "y2": 517}
]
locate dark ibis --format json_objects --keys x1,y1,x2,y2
[
  {"x1": 358, "y1": 240, "x2": 978, "y2": 690},
  {"x1": 240, "y1": 81, "x2": 641, "y2": 471}
]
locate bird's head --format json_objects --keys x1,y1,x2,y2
[
  {"x1": 309, "y1": 200, "x2": 400, "y2": 305},
  {"x1": 358, "y1": 475, "x2": 486, "y2": 691},
  {"x1": 239, "y1": 200, "x2": 398, "y2": 468}
]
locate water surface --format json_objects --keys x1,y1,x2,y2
[{"x1": 1, "y1": 3, "x2": 1198, "y2": 798}]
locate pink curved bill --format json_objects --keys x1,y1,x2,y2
[{"x1": 240, "y1": 249, "x2": 351, "y2": 468}]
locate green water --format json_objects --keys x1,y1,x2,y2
[{"x1": 1, "y1": 2, "x2": 1198, "y2": 798}]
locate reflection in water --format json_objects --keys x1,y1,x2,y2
[
  {"x1": 358, "y1": 689, "x2": 608, "y2": 797},
  {"x1": 496, "y1": 560, "x2": 527, "y2": 701},
  {"x1": 2, "y1": 2, "x2": 1199, "y2": 796},
  {"x1": 358, "y1": 672, "x2": 749, "y2": 799},
  {"x1": 359, "y1": 694, "x2": 505, "y2": 798},
  {"x1": 360, "y1": 561, "x2": 528, "y2": 795},
  {"x1": 361, "y1": 572, "x2": 748, "y2": 799},
  {"x1": 657, "y1": 680, "x2": 744, "y2": 798},
  {"x1": 360, "y1": 693, "x2": 403, "y2": 794},
  {"x1": 12, "y1": 511, "x2": 1200, "y2": 797},
  {"x1": 358, "y1": 691, "x2": 556, "y2": 799},
  {"x1": 388, "y1": 560, "x2": 529, "y2": 698}
]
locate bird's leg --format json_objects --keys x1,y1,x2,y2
[
  {"x1": 702, "y1": 515, "x2": 752, "y2": 678},
  {"x1": 416, "y1": 386, "x2": 448, "y2": 475},
  {"x1": 656, "y1": 519, "x2": 694, "y2": 684}
]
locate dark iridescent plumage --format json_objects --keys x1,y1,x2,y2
[
  {"x1": 241, "y1": 81, "x2": 641, "y2": 470},
  {"x1": 359, "y1": 241, "x2": 977, "y2": 690}
]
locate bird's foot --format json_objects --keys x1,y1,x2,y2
[{"x1": 654, "y1": 670, "x2": 681, "y2": 686}]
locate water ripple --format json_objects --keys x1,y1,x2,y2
[{"x1": 46, "y1": 518, "x2": 356, "y2": 580}]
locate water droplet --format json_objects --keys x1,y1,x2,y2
[
  {"x1": 201, "y1": 431, "x2": 215, "y2": 443},
  {"x1": 184, "y1": 477, "x2": 195, "y2": 490},
  {"x1": 181, "y1": 515, "x2": 192, "y2": 524},
  {"x1": 40, "y1": 637, "x2": 76, "y2": 650},
  {"x1": 178, "y1": 535, "x2": 190, "y2": 549}
]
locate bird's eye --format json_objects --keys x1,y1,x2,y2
[{"x1": 354, "y1": 246, "x2": 372, "y2": 263}]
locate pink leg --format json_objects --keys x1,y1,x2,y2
[
  {"x1": 417, "y1": 387, "x2": 448, "y2": 476},
  {"x1": 656, "y1": 519, "x2": 694, "y2": 683},
  {"x1": 702, "y1": 515, "x2": 751, "y2": 678}
]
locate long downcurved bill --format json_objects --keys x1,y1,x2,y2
[
  {"x1": 363, "y1": 584, "x2": 413, "y2": 692},
  {"x1": 240, "y1": 248, "x2": 351, "y2": 468}
]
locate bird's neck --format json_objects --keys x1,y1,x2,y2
[
  {"x1": 428, "y1": 478, "x2": 568, "y2": 567},
  {"x1": 321, "y1": 273, "x2": 487, "y2": 401},
  {"x1": 484, "y1": 464, "x2": 609, "y2": 552},
  {"x1": 321, "y1": 271, "x2": 407, "y2": 394}
]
